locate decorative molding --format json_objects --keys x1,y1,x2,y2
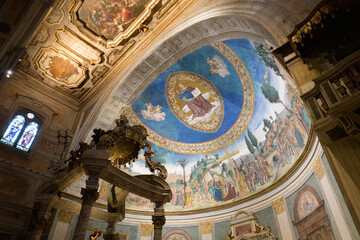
[
  {"x1": 29, "y1": 24, "x2": 50, "y2": 46},
  {"x1": 272, "y1": 196, "x2": 286, "y2": 215},
  {"x1": 91, "y1": 65, "x2": 110, "y2": 85},
  {"x1": 15, "y1": 93, "x2": 58, "y2": 116},
  {"x1": 313, "y1": 157, "x2": 325, "y2": 180},
  {"x1": 199, "y1": 221, "x2": 213, "y2": 235},
  {"x1": 156, "y1": 0, "x2": 179, "y2": 20},
  {"x1": 55, "y1": 27, "x2": 103, "y2": 65},
  {"x1": 140, "y1": 223, "x2": 153, "y2": 237},
  {"x1": 45, "y1": 0, "x2": 66, "y2": 26},
  {"x1": 58, "y1": 209, "x2": 74, "y2": 223},
  {"x1": 107, "y1": 40, "x2": 136, "y2": 66}
]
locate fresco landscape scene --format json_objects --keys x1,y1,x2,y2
[{"x1": 65, "y1": 38, "x2": 311, "y2": 212}]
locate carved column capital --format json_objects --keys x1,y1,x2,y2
[
  {"x1": 152, "y1": 215, "x2": 166, "y2": 229},
  {"x1": 313, "y1": 157, "x2": 325, "y2": 180},
  {"x1": 200, "y1": 221, "x2": 213, "y2": 235},
  {"x1": 272, "y1": 196, "x2": 286, "y2": 215},
  {"x1": 80, "y1": 188, "x2": 99, "y2": 204}
]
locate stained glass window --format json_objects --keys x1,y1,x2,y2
[
  {"x1": 16, "y1": 122, "x2": 39, "y2": 152},
  {"x1": 1, "y1": 115, "x2": 25, "y2": 146}
]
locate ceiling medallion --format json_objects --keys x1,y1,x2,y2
[
  {"x1": 166, "y1": 72, "x2": 224, "y2": 133},
  {"x1": 124, "y1": 42, "x2": 255, "y2": 154},
  {"x1": 68, "y1": 0, "x2": 162, "y2": 48}
]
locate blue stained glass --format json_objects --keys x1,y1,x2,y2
[
  {"x1": 1, "y1": 115, "x2": 25, "y2": 146},
  {"x1": 16, "y1": 122, "x2": 39, "y2": 152}
]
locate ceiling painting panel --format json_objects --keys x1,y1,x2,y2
[
  {"x1": 69, "y1": 0, "x2": 162, "y2": 47},
  {"x1": 33, "y1": 47, "x2": 88, "y2": 88},
  {"x1": 15, "y1": 0, "x2": 186, "y2": 103}
]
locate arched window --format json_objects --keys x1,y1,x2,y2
[{"x1": 1, "y1": 112, "x2": 41, "y2": 152}]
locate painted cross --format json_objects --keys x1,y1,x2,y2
[{"x1": 217, "y1": 149, "x2": 240, "y2": 190}]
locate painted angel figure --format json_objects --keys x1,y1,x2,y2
[{"x1": 206, "y1": 55, "x2": 230, "y2": 78}]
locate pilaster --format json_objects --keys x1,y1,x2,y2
[
  {"x1": 199, "y1": 221, "x2": 213, "y2": 240},
  {"x1": 314, "y1": 157, "x2": 354, "y2": 239},
  {"x1": 272, "y1": 196, "x2": 295, "y2": 240}
]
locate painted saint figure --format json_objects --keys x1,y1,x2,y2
[
  {"x1": 3, "y1": 120, "x2": 23, "y2": 142},
  {"x1": 177, "y1": 83, "x2": 215, "y2": 122},
  {"x1": 20, "y1": 127, "x2": 35, "y2": 147}
]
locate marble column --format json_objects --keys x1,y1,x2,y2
[
  {"x1": 313, "y1": 157, "x2": 354, "y2": 239},
  {"x1": 72, "y1": 187, "x2": 99, "y2": 240},
  {"x1": 199, "y1": 221, "x2": 213, "y2": 240},
  {"x1": 272, "y1": 197, "x2": 295, "y2": 240},
  {"x1": 48, "y1": 210, "x2": 74, "y2": 240},
  {"x1": 152, "y1": 202, "x2": 166, "y2": 240},
  {"x1": 140, "y1": 224, "x2": 153, "y2": 240}
]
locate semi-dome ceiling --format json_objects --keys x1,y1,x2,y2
[{"x1": 65, "y1": 37, "x2": 311, "y2": 213}]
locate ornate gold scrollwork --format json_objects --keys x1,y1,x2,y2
[
  {"x1": 92, "y1": 115, "x2": 168, "y2": 180},
  {"x1": 144, "y1": 141, "x2": 168, "y2": 180}
]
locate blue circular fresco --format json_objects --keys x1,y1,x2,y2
[{"x1": 125, "y1": 40, "x2": 255, "y2": 153}]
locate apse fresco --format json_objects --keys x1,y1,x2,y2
[
  {"x1": 78, "y1": 0, "x2": 149, "y2": 39},
  {"x1": 67, "y1": 38, "x2": 311, "y2": 212}
]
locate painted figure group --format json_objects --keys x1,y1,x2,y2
[{"x1": 86, "y1": 0, "x2": 142, "y2": 39}]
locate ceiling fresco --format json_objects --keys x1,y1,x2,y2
[
  {"x1": 77, "y1": 0, "x2": 149, "y2": 40},
  {"x1": 16, "y1": 0, "x2": 179, "y2": 101},
  {"x1": 65, "y1": 38, "x2": 312, "y2": 213}
]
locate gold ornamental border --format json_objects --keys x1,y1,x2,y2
[
  {"x1": 68, "y1": 0, "x2": 163, "y2": 48},
  {"x1": 124, "y1": 41, "x2": 255, "y2": 154}
]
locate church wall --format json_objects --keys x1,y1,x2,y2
[
  {"x1": 163, "y1": 225, "x2": 199, "y2": 240},
  {"x1": 253, "y1": 206, "x2": 279, "y2": 239},
  {"x1": 214, "y1": 220, "x2": 230, "y2": 240},
  {"x1": 0, "y1": 74, "x2": 80, "y2": 174},
  {"x1": 0, "y1": 73, "x2": 81, "y2": 238},
  {"x1": 285, "y1": 173, "x2": 339, "y2": 239},
  {"x1": 67, "y1": 217, "x2": 139, "y2": 240},
  {"x1": 320, "y1": 153, "x2": 360, "y2": 239}
]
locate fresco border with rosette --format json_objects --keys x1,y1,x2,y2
[
  {"x1": 124, "y1": 41, "x2": 255, "y2": 154},
  {"x1": 68, "y1": 0, "x2": 162, "y2": 47}
]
